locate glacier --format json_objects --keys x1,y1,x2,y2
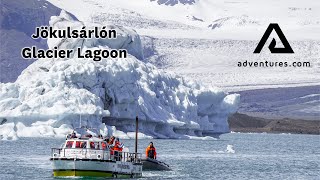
[{"x1": 0, "y1": 11, "x2": 239, "y2": 140}]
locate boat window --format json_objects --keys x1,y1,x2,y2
[
  {"x1": 101, "y1": 142, "x2": 107, "y2": 150},
  {"x1": 90, "y1": 142, "x2": 95, "y2": 149},
  {"x1": 80, "y1": 141, "x2": 87, "y2": 148},
  {"x1": 75, "y1": 141, "x2": 82, "y2": 148},
  {"x1": 65, "y1": 141, "x2": 74, "y2": 148}
]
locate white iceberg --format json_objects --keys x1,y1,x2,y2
[{"x1": 0, "y1": 11, "x2": 239, "y2": 140}]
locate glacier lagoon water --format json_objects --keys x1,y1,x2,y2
[{"x1": 0, "y1": 133, "x2": 319, "y2": 180}]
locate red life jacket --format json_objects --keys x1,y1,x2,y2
[
  {"x1": 110, "y1": 141, "x2": 123, "y2": 155},
  {"x1": 113, "y1": 141, "x2": 123, "y2": 151},
  {"x1": 146, "y1": 146, "x2": 156, "y2": 159}
]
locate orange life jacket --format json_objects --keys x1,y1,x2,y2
[
  {"x1": 146, "y1": 146, "x2": 156, "y2": 159},
  {"x1": 110, "y1": 141, "x2": 123, "y2": 155},
  {"x1": 113, "y1": 141, "x2": 123, "y2": 151}
]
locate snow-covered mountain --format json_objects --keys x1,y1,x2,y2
[
  {"x1": 236, "y1": 86, "x2": 319, "y2": 120},
  {"x1": 0, "y1": 11, "x2": 239, "y2": 140}
]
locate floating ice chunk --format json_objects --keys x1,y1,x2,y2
[
  {"x1": 226, "y1": 144, "x2": 235, "y2": 154},
  {"x1": 0, "y1": 122, "x2": 17, "y2": 140}
]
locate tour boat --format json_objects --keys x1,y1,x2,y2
[{"x1": 50, "y1": 136, "x2": 143, "y2": 178}]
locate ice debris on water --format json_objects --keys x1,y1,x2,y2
[{"x1": 226, "y1": 145, "x2": 235, "y2": 154}]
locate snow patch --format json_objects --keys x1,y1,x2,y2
[{"x1": 208, "y1": 15, "x2": 259, "y2": 30}]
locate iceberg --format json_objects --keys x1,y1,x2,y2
[{"x1": 0, "y1": 11, "x2": 239, "y2": 140}]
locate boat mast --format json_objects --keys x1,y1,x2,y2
[
  {"x1": 80, "y1": 113, "x2": 82, "y2": 128},
  {"x1": 135, "y1": 116, "x2": 138, "y2": 160}
]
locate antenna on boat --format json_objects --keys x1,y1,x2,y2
[{"x1": 135, "y1": 116, "x2": 139, "y2": 160}]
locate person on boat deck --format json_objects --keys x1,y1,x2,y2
[
  {"x1": 104, "y1": 136, "x2": 110, "y2": 144},
  {"x1": 111, "y1": 138, "x2": 124, "y2": 161},
  {"x1": 70, "y1": 132, "x2": 77, "y2": 138},
  {"x1": 98, "y1": 136, "x2": 109, "y2": 150},
  {"x1": 108, "y1": 136, "x2": 115, "y2": 145},
  {"x1": 85, "y1": 134, "x2": 93, "y2": 138},
  {"x1": 146, "y1": 142, "x2": 157, "y2": 159},
  {"x1": 113, "y1": 138, "x2": 123, "y2": 151}
]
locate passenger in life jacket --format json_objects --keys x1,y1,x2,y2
[
  {"x1": 110, "y1": 138, "x2": 123, "y2": 161},
  {"x1": 108, "y1": 136, "x2": 115, "y2": 145},
  {"x1": 146, "y1": 142, "x2": 157, "y2": 159},
  {"x1": 113, "y1": 138, "x2": 123, "y2": 151},
  {"x1": 104, "y1": 136, "x2": 110, "y2": 144},
  {"x1": 101, "y1": 136, "x2": 111, "y2": 150}
]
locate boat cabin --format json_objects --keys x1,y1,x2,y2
[
  {"x1": 52, "y1": 137, "x2": 141, "y2": 164},
  {"x1": 64, "y1": 138, "x2": 108, "y2": 150}
]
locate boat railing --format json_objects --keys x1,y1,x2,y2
[
  {"x1": 51, "y1": 148, "x2": 142, "y2": 163},
  {"x1": 110, "y1": 150, "x2": 142, "y2": 163}
]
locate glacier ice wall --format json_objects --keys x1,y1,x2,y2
[{"x1": 0, "y1": 11, "x2": 239, "y2": 140}]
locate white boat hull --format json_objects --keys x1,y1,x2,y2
[{"x1": 51, "y1": 158, "x2": 142, "y2": 178}]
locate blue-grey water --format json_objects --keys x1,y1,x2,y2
[{"x1": 0, "y1": 133, "x2": 319, "y2": 180}]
